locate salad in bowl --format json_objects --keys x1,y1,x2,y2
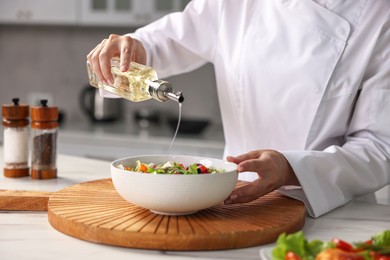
[{"x1": 111, "y1": 155, "x2": 238, "y2": 215}]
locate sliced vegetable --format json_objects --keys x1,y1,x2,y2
[
  {"x1": 272, "y1": 230, "x2": 390, "y2": 260},
  {"x1": 118, "y1": 160, "x2": 225, "y2": 175},
  {"x1": 272, "y1": 231, "x2": 333, "y2": 260},
  {"x1": 332, "y1": 238, "x2": 354, "y2": 252},
  {"x1": 138, "y1": 163, "x2": 148, "y2": 172},
  {"x1": 316, "y1": 248, "x2": 365, "y2": 260},
  {"x1": 285, "y1": 251, "x2": 302, "y2": 260}
]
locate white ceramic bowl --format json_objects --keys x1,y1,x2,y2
[{"x1": 111, "y1": 155, "x2": 238, "y2": 215}]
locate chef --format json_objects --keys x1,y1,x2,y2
[{"x1": 87, "y1": 0, "x2": 390, "y2": 217}]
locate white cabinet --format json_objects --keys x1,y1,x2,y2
[
  {"x1": 0, "y1": 0, "x2": 191, "y2": 27},
  {"x1": 80, "y1": 0, "x2": 191, "y2": 27},
  {"x1": 80, "y1": 0, "x2": 141, "y2": 27},
  {"x1": 0, "y1": 0, "x2": 78, "y2": 25},
  {"x1": 148, "y1": 0, "x2": 191, "y2": 23}
]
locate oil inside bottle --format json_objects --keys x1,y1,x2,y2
[{"x1": 88, "y1": 59, "x2": 158, "y2": 102}]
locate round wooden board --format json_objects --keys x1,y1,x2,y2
[{"x1": 48, "y1": 179, "x2": 305, "y2": 251}]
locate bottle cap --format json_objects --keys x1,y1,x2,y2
[
  {"x1": 31, "y1": 100, "x2": 58, "y2": 129},
  {"x1": 2, "y1": 98, "x2": 29, "y2": 127}
]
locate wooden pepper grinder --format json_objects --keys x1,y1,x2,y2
[
  {"x1": 31, "y1": 99, "x2": 58, "y2": 179},
  {"x1": 2, "y1": 98, "x2": 30, "y2": 177}
]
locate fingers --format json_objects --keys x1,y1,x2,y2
[
  {"x1": 118, "y1": 35, "x2": 142, "y2": 72},
  {"x1": 224, "y1": 179, "x2": 268, "y2": 204},
  {"x1": 86, "y1": 34, "x2": 141, "y2": 85},
  {"x1": 118, "y1": 36, "x2": 146, "y2": 71},
  {"x1": 87, "y1": 39, "x2": 107, "y2": 84},
  {"x1": 100, "y1": 34, "x2": 128, "y2": 85},
  {"x1": 228, "y1": 150, "x2": 283, "y2": 173},
  {"x1": 120, "y1": 41, "x2": 132, "y2": 72},
  {"x1": 225, "y1": 150, "x2": 298, "y2": 206},
  {"x1": 227, "y1": 153, "x2": 269, "y2": 173},
  {"x1": 227, "y1": 150, "x2": 262, "y2": 165}
]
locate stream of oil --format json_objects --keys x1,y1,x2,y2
[{"x1": 166, "y1": 102, "x2": 182, "y2": 160}]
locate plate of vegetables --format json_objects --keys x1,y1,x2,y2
[{"x1": 261, "y1": 230, "x2": 390, "y2": 260}]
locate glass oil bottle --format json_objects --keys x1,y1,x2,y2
[{"x1": 87, "y1": 58, "x2": 184, "y2": 103}]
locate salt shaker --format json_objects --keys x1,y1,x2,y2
[
  {"x1": 2, "y1": 98, "x2": 30, "y2": 178},
  {"x1": 31, "y1": 100, "x2": 58, "y2": 179}
]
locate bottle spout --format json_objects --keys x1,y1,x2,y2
[
  {"x1": 166, "y1": 91, "x2": 184, "y2": 103},
  {"x1": 149, "y1": 80, "x2": 184, "y2": 103}
]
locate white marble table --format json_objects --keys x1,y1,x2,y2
[{"x1": 0, "y1": 148, "x2": 389, "y2": 260}]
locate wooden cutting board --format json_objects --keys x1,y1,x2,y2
[
  {"x1": 0, "y1": 189, "x2": 51, "y2": 211},
  {"x1": 48, "y1": 179, "x2": 306, "y2": 251}
]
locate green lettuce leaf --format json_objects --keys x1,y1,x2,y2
[
  {"x1": 372, "y1": 230, "x2": 390, "y2": 255},
  {"x1": 272, "y1": 231, "x2": 334, "y2": 260}
]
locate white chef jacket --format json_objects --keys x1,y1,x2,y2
[{"x1": 129, "y1": 0, "x2": 390, "y2": 217}]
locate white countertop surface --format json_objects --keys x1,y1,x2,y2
[{"x1": 0, "y1": 147, "x2": 389, "y2": 260}]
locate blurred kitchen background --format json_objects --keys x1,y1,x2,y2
[{"x1": 0, "y1": 0, "x2": 225, "y2": 161}]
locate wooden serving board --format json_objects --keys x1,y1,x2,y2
[
  {"x1": 48, "y1": 179, "x2": 306, "y2": 251},
  {"x1": 0, "y1": 189, "x2": 51, "y2": 211}
]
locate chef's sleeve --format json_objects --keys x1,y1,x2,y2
[
  {"x1": 280, "y1": 25, "x2": 390, "y2": 218},
  {"x1": 128, "y1": 0, "x2": 222, "y2": 78}
]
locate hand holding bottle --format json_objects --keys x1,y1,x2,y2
[
  {"x1": 86, "y1": 35, "x2": 183, "y2": 103},
  {"x1": 86, "y1": 34, "x2": 147, "y2": 86}
]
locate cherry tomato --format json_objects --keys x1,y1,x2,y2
[
  {"x1": 198, "y1": 165, "x2": 208, "y2": 173},
  {"x1": 376, "y1": 256, "x2": 390, "y2": 260},
  {"x1": 285, "y1": 251, "x2": 301, "y2": 260},
  {"x1": 332, "y1": 238, "x2": 354, "y2": 252},
  {"x1": 371, "y1": 251, "x2": 390, "y2": 260}
]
